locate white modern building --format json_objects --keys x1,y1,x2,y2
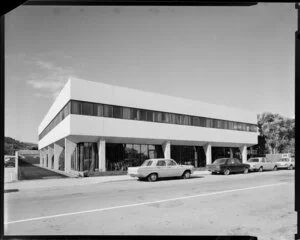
[{"x1": 38, "y1": 78, "x2": 258, "y2": 175}]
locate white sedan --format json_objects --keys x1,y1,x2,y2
[
  {"x1": 247, "y1": 157, "x2": 277, "y2": 172},
  {"x1": 127, "y1": 158, "x2": 194, "y2": 182},
  {"x1": 276, "y1": 157, "x2": 295, "y2": 170}
]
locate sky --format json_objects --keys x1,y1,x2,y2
[{"x1": 5, "y1": 3, "x2": 296, "y2": 143}]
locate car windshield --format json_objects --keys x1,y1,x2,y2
[
  {"x1": 212, "y1": 158, "x2": 227, "y2": 165},
  {"x1": 141, "y1": 160, "x2": 153, "y2": 166},
  {"x1": 248, "y1": 158, "x2": 259, "y2": 162}
]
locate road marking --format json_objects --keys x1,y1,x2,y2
[{"x1": 5, "y1": 182, "x2": 288, "y2": 225}]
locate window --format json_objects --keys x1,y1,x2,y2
[
  {"x1": 166, "y1": 160, "x2": 177, "y2": 166},
  {"x1": 132, "y1": 109, "x2": 140, "y2": 120},
  {"x1": 146, "y1": 110, "x2": 153, "y2": 122},
  {"x1": 154, "y1": 112, "x2": 162, "y2": 122},
  {"x1": 82, "y1": 102, "x2": 94, "y2": 116},
  {"x1": 199, "y1": 117, "x2": 206, "y2": 127},
  {"x1": 156, "y1": 160, "x2": 166, "y2": 166},
  {"x1": 162, "y1": 112, "x2": 169, "y2": 123},
  {"x1": 94, "y1": 104, "x2": 104, "y2": 116},
  {"x1": 139, "y1": 109, "x2": 147, "y2": 121},
  {"x1": 224, "y1": 121, "x2": 228, "y2": 129},
  {"x1": 206, "y1": 118, "x2": 212, "y2": 128},
  {"x1": 175, "y1": 114, "x2": 181, "y2": 124},
  {"x1": 233, "y1": 159, "x2": 241, "y2": 164},
  {"x1": 123, "y1": 107, "x2": 131, "y2": 119},
  {"x1": 104, "y1": 105, "x2": 113, "y2": 117},
  {"x1": 71, "y1": 100, "x2": 82, "y2": 114},
  {"x1": 212, "y1": 119, "x2": 218, "y2": 128},
  {"x1": 169, "y1": 113, "x2": 176, "y2": 124},
  {"x1": 142, "y1": 160, "x2": 153, "y2": 166},
  {"x1": 113, "y1": 106, "x2": 122, "y2": 118},
  {"x1": 192, "y1": 116, "x2": 200, "y2": 126}
]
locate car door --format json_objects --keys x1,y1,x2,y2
[
  {"x1": 166, "y1": 159, "x2": 182, "y2": 177},
  {"x1": 233, "y1": 158, "x2": 243, "y2": 172},
  {"x1": 156, "y1": 160, "x2": 168, "y2": 178},
  {"x1": 227, "y1": 158, "x2": 238, "y2": 172},
  {"x1": 263, "y1": 158, "x2": 272, "y2": 170}
]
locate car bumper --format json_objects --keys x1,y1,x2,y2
[
  {"x1": 128, "y1": 173, "x2": 145, "y2": 178},
  {"x1": 277, "y1": 165, "x2": 290, "y2": 169},
  {"x1": 249, "y1": 166, "x2": 259, "y2": 171}
]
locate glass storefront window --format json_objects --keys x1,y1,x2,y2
[
  {"x1": 140, "y1": 110, "x2": 147, "y2": 121},
  {"x1": 141, "y1": 145, "x2": 148, "y2": 161}
]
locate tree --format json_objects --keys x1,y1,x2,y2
[{"x1": 258, "y1": 112, "x2": 295, "y2": 154}]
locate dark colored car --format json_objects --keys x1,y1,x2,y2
[{"x1": 207, "y1": 158, "x2": 250, "y2": 175}]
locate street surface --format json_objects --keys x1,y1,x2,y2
[{"x1": 4, "y1": 170, "x2": 295, "y2": 239}]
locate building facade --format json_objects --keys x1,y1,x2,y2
[{"x1": 38, "y1": 78, "x2": 258, "y2": 174}]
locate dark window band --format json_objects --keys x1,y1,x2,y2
[{"x1": 39, "y1": 99, "x2": 258, "y2": 140}]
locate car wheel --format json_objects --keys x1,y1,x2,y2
[
  {"x1": 244, "y1": 168, "x2": 249, "y2": 174},
  {"x1": 182, "y1": 171, "x2": 191, "y2": 179},
  {"x1": 273, "y1": 166, "x2": 277, "y2": 171},
  {"x1": 148, "y1": 173, "x2": 158, "y2": 182},
  {"x1": 288, "y1": 165, "x2": 293, "y2": 170},
  {"x1": 258, "y1": 166, "x2": 263, "y2": 172},
  {"x1": 224, "y1": 169, "x2": 230, "y2": 175}
]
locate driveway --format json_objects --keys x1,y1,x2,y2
[{"x1": 18, "y1": 159, "x2": 67, "y2": 180}]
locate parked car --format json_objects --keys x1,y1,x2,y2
[
  {"x1": 127, "y1": 158, "x2": 194, "y2": 182},
  {"x1": 207, "y1": 158, "x2": 250, "y2": 175},
  {"x1": 276, "y1": 157, "x2": 295, "y2": 170},
  {"x1": 247, "y1": 157, "x2": 278, "y2": 172}
]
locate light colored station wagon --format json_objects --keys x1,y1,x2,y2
[
  {"x1": 247, "y1": 157, "x2": 278, "y2": 172},
  {"x1": 127, "y1": 158, "x2": 194, "y2": 182},
  {"x1": 276, "y1": 157, "x2": 295, "y2": 170}
]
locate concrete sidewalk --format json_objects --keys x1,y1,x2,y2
[{"x1": 4, "y1": 170, "x2": 211, "y2": 191}]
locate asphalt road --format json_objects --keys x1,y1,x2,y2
[{"x1": 4, "y1": 170, "x2": 295, "y2": 239}]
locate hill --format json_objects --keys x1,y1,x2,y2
[{"x1": 4, "y1": 137, "x2": 38, "y2": 155}]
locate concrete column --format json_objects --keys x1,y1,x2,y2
[
  {"x1": 39, "y1": 150, "x2": 43, "y2": 166},
  {"x1": 48, "y1": 145, "x2": 54, "y2": 169},
  {"x1": 239, "y1": 145, "x2": 247, "y2": 163},
  {"x1": 54, "y1": 143, "x2": 64, "y2": 170},
  {"x1": 162, "y1": 141, "x2": 171, "y2": 159},
  {"x1": 97, "y1": 138, "x2": 106, "y2": 172},
  {"x1": 229, "y1": 148, "x2": 233, "y2": 158},
  {"x1": 43, "y1": 149, "x2": 47, "y2": 167},
  {"x1": 65, "y1": 138, "x2": 77, "y2": 172},
  {"x1": 203, "y1": 143, "x2": 212, "y2": 165}
]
